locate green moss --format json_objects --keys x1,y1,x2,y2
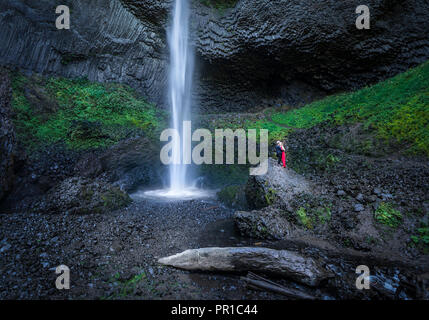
[
  {"x1": 315, "y1": 152, "x2": 341, "y2": 171},
  {"x1": 271, "y1": 61, "x2": 429, "y2": 156},
  {"x1": 264, "y1": 188, "x2": 277, "y2": 205},
  {"x1": 374, "y1": 202, "x2": 403, "y2": 228},
  {"x1": 316, "y1": 206, "x2": 332, "y2": 224},
  {"x1": 101, "y1": 187, "x2": 132, "y2": 211},
  {"x1": 410, "y1": 224, "x2": 429, "y2": 254},
  {"x1": 296, "y1": 207, "x2": 313, "y2": 229},
  {"x1": 10, "y1": 72, "x2": 166, "y2": 151}
]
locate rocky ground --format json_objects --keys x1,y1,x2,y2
[
  {"x1": 0, "y1": 197, "x2": 292, "y2": 300},
  {"x1": 2, "y1": 196, "x2": 428, "y2": 300}
]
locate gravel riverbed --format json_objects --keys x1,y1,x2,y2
[{"x1": 0, "y1": 198, "x2": 282, "y2": 299}]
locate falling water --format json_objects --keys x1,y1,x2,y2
[
  {"x1": 168, "y1": 0, "x2": 193, "y2": 192},
  {"x1": 137, "y1": 0, "x2": 213, "y2": 200}
]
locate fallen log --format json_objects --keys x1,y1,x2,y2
[
  {"x1": 242, "y1": 272, "x2": 316, "y2": 300},
  {"x1": 158, "y1": 247, "x2": 331, "y2": 286}
]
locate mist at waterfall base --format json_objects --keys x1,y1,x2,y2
[{"x1": 134, "y1": 0, "x2": 213, "y2": 201}]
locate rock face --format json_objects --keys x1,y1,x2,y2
[
  {"x1": 0, "y1": 0, "x2": 168, "y2": 106},
  {"x1": 74, "y1": 136, "x2": 163, "y2": 192},
  {"x1": 1, "y1": 0, "x2": 428, "y2": 111},
  {"x1": 158, "y1": 246, "x2": 330, "y2": 286},
  {"x1": 191, "y1": 0, "x2": 429, "y2": 111},
  {"x1": 0, "y1": 69, "x2": 15, "y2": 201}
]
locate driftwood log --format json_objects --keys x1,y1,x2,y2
[{"x1": 158, "y1": 247, "x2": 331, "y2": 286}]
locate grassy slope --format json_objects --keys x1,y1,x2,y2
[
  {"x1": 11, "y1": 73, "x2": 166, "y2": 151},
  {"x1": 271, "y1": 61, "x2": 429, "y2": 155}
]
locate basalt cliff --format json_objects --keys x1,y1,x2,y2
[{"x1": 1, "y1": 0, "x2": 428, "y2": 111}]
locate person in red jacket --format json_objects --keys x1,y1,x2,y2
[{"x1": 279, "y1": 141, "x2": 287, "y2": 168}]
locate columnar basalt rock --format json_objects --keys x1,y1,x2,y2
[
  {"x1": 189, "y1": 0, "x2": 429, "y2": 111},
  {"x1": 1, "y1": 0, "x2": 428, "y2": 112},
  {"x1": 0, "y1": 0, "x2": 169, "y2": 106}
]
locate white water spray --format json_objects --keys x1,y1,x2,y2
[{"x1": 169, "y1": 0, "x2": 193, "y2": 192}]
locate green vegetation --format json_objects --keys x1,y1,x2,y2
[
  {"x1": 271, "y1": 61, "x2": 429, "y2": 155},
  {"x1": 264, "y1": 188, "x2": 277, "y2": 205},
  {"x1": 11, "y1": 72, "x2": 166, "y2": 151},
  {"x1": 374, "y1": 202, "x2": 403, "y2": 228},
  {"x1": 315, "y1": 152, "x2": 341, "y2": 171},
  {"x1": 296, "y1": 207, "x2": 313, "y2": 229},
  {"x1": 410, "y1": 224, "x2": 429, "y2": 254},
  {"x1": 206, "y1": 62, "x2": 428, "y2": 157},
  {"x1": 101, "y1": 187, "x2": 132, "y2": 210},
  {"x1": 316, "y1": 206, "x2": 332, "y2": 224},
  {"x1": 101, "y1": 271, "x2": 147, "y2": 299},
  {"x1": 295, "y1": 204, "x2": 332, "y2": 229}
]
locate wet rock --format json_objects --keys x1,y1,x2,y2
[
  {"x1": 191, "y1": 0, "x2": 429, "y2": 111},
  {"x1": 0, "y1": 0, "x2": 168, "y2": 107},
  {"x1": 2, "y1": 0, "x2": 428, "y2": 112},
  {"x1": 373, "y1": 188, "x2": 382, "y2": 196},
  {"x1": 217, "y1": 185, "x2": 247, "y2": 210},
  {"x1": 381, "y1": 193, "x2": 393, "y2": 201}
]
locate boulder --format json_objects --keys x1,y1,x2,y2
[
  {"x1": 234, "y1": 207, "x2": 292, "y2": 240},
  {"x1": 0, "y1": 69, "x2": 15, "y2": 202},
  {"x1": 158, "y1": 246, "x2": 331, "y2": 286},
  {"x1": 245, "y1": 158, "x2": 311, "y2": 210},
  {"x1": 35, "y1": 177, "x2": 131, "y2": 214}
]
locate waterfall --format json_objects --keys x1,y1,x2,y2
[
  {"x1": 137, "y1": 0, "x2": 214, "y2": 200},
  {"x1": 168, "y1": 0, "x2": 193, "y2": 191}
]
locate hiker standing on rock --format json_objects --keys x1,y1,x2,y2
[{"x1": 280, "y1": 141, "x2": 287, "y2": 168}]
